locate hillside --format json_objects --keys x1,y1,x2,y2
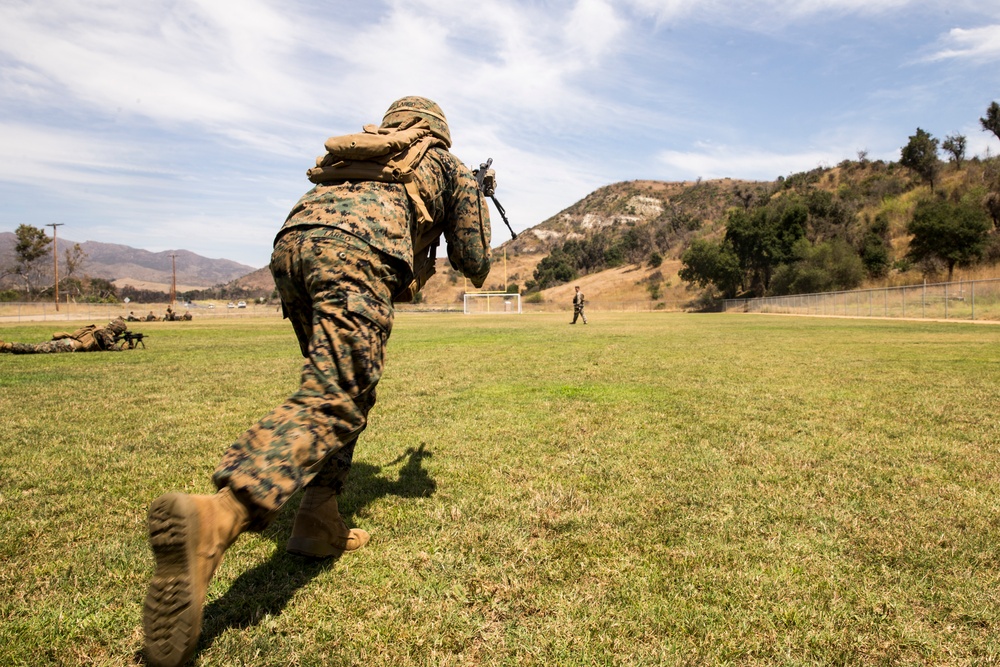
[
  {"x1": 0, "y1": 233, "x2": 257, "y2": 291},
  {"x1": 504, "y1": 178, "x2": 762, "y2": 258},
  {"x1": 20, "y1": 155, "x2": 994, "y2": 307},
  {"x1": 487, "y1": 158, "x2": 1000, "y2": 306},
  {"x1": 228, "y1": 161, "x2": 1000, "y2": 308},
  {"x1": 230, "y1": 178, "x2": 767, "y2": 307}
]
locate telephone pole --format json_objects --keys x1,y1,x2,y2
[
  {"x1": 46, "y1": 223, "x2": 64, "y2": 311},
  {"x1": 169, "y1": 254, "x2": 178, "y2": 306}
]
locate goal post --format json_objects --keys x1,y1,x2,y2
[{"x1": 463, "y1": 292, "x2": 522, "y2": 314}]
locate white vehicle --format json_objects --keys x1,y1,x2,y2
[{"x1": 237, "y1": 301, "x2": 247, "y2": 308}]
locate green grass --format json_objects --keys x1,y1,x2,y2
[{"x1": 2, "y1": 313, "x2": 1000, "y2": 666}]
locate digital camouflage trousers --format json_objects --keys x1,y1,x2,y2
[
  {"x1": 4, "y1": 339, "x2": 82, "y2": 354},
  {"x1": 212, "y1": 227, "x2": 400, "y2": 527}
]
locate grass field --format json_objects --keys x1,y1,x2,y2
[{"x1": 2, "y1": 312, "x2": 1000, "y2": 666}]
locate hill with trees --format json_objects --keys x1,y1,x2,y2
[
  {"x1": 471, "y1": 108, "x2": 1000, "y2": 309},
  {"x1": 5, "y1": 103, "x2": 1000, "y2": 309}
]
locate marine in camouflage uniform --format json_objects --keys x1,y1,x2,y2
[
  {"x1": 144, "y1": 97, "x2": 492, "y2": 667},
  {"x1": 0, "y1": 317, "x2": 127, "y2": 354},
  {"x1": 571, "y1": 286, "x2": 587, "y2": 324}
]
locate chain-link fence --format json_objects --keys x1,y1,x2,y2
[
  {"x1": 2, "y1": 297, "x2": 682, "y2": 323},
  {"x1": 723, "y1": 278, "x2": 1000, "y2": 321}
]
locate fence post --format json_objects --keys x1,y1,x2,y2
[
  {"x1": 945, "y1": 282, "x2": 948, "y2": 320},
  {"x1": 972, "y1": 281, "x2": 976, "y2": 321}
]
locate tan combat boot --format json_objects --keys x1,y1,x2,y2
[
  {"x1": 286, "y1": 486, "x2": 370, "y2": 558},
  {"x1": 143, "y1": 487, "x2": 250, "y2": 667}
]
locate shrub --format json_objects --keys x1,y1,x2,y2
[
  {"x1": 525, "y1": 292, "x2": 545, "y2": 304},
  {"x1": 769, "y1": 238, "x2": 865, "y2": 296}
]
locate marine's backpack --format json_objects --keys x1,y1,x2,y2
[{"x1": 306, "y1": 120, "x2": 446, "y2": 228}]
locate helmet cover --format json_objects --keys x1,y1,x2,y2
[{"x1": 381, "y1": 96, "x2": 451, "y2": 148}]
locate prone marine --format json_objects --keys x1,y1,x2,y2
[{"x1": 0, "y1": 317, "x2": 128, "y2": 354}]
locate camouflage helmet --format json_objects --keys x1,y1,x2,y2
[
  {"x1": 107, "y1": 316, "x2": 127, "y2": 335},
  {"x1": 381, "y1": 96, "x2": 451, "y2": 148}
]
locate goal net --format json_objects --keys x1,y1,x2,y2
[{"x1": 463, "y1": 292, "x2": 522, "y2": 314}]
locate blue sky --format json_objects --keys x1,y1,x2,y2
[{"x1": 1, "y1": 0, "x2": 998, "y2": 268}]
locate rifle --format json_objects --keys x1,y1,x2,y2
[
  {"x1": 473, "y1": 158, "x2": 517, "y2": 240},
  {"x1": 115, "y1": 331, "x2": 148, "y2": 349}
]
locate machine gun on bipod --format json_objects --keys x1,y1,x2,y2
[{"x1": 115, "y1": 331, "x2": 148, "y2": 349}]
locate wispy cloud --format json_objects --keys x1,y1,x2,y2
[
  {"x1": 923, "y1": 24, "x2": 1000, "y2": 63},
  {"x1": 1, "y1": 0, "x2": 998, "y2": 266},
  {"x1": 0, "y1": 121, "x2": 165, "y2": 187},
  {"x1": 623, "y1": 0, "x2": 966, "y2": 25},
  {"x1": 656, "y1": 143, "x2": 844, "y2": 181}
]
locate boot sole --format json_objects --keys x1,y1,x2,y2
[
  {"x1": 286, "y1": 530, "x2": 370, "y2": 558},
  {"x1": 286, "y1": 535, "x2": 343, "y2": 558},
  {"x1": 143, "y1": 493, "x2": 202, "y2": 667}
]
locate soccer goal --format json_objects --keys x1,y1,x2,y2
[{"x1": 463, "y1": 292, "x2": 522, "y2": 314}]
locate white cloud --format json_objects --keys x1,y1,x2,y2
[
  {"x1": 0, "y1": 122, "x2": 155, "y2": 187},
  {"x1": 0, "y1": 1, "x2": 317, "y2": 135},
  {"x1": 1, "y1": 0, "x2": 998, "y2": 266},
  {"x1": 624, "y1": 0, "x2": 921, "y2": 25},
  {"x1": 656, "y1": 143, "x2": 843, "y2": 181},
  {"x1": 924, "y1": 24, "x2": 1000, "y2": 63},
  {"x1": 564, "y1": 0, "x2": 627, "y2": 63}
]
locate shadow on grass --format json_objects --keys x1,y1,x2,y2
[{"x1": 198, "y1": 444, "x2": 436, "y2": 650}]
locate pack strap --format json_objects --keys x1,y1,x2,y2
[{"x1": 306, "y1": 135, "x2": 444, "y2": 226}]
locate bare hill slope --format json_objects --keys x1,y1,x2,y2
[{"x1": 0, "y1": 233, "x2": 257, "y2": 290}]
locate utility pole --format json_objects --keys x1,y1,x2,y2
[
  {"x1": 169, "y1": 253, "x2": 178, "y2": 306},
  {"x1": 46, "y1": 223, "x2": 64, "y2": 311}
]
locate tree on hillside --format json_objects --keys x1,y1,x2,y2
[
  {"x1": 906, "y1": 197, "x2": 991, "y2": 280},
  {"x1": 858, "y1": 213, "x2": 892, "y2": 278},
  {"x1": 900, "y1": 128, "x2": 940, "y2": 191},
  {"x1": 942, "y1": 134, "x2": 967, "y2": 169},
  {"x1": 982, "y1": 192, "x2": 1000, "y2": 228},
  {"x1": 769, "y1": 238, "x2": 865, "y2": 296},
  {"x1": 733, "y1": 187, "x2": 755, "y2": 211},
  {"x1": 529, "y1": 247, "x2": 577, "y2": 291},
  {"x1": 804, "y1": 189, "x2": 855, "y2": 242},
  {"x1": 724, "y1": 198, "x2": 808, "y2": 295},
  {"x1": 678, "y1": 239, "x2": 742, "y2": 299},
  {"x1": 10, "y1": 224, "x2": 52, "y2": 298},
  {"x1": 980, "y1": 101, "x2": 1000, "y2": 143}
]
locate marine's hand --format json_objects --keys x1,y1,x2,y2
[{"x1": 481, "y1": 169, "x2": 497, "y2": 197}]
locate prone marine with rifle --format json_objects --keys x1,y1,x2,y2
[{"x1": 0, "y1": 317, "x2": 128, "y2": 354}]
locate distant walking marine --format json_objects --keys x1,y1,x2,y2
[
  {"x1": 142, "y1": 96, "x2": 495, "y2": 667},
  {"x1": 571, "y1": 285, "x2": 588, "y2": 324},
  {"x1": 0, "y1": 317, "x2": 129, "y2": 354}
]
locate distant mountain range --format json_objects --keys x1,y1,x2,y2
[{"x1": 0, "y1": 233, "x2": 258, "y2": 291}]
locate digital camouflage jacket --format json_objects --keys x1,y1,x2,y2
[{"x1": 277, "y1": 147, "x2": 491, "y2": 302}]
